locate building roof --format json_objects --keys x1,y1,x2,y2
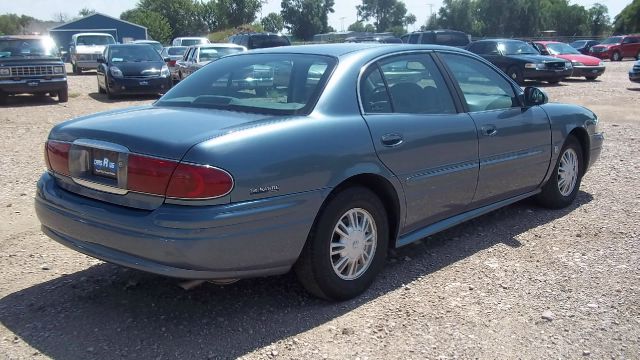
[{"x1": 49, "y1": 12, "x2": 146, "y2": 31}]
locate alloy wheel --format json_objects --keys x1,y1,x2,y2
[
  {"x1": 330, "y1": 208, "x2": 377, "y2": 280},
  {"x1": 558, "y1": 148, "x2": 579, "y2": 196}
]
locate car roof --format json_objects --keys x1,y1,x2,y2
[
  {"x1": 534, "y1": 41, "x2": 562, "y2": 44},
  {"x1": 247, "y1": 43, "x2": 470, "y2": 58},
  {"x1": 473, "y1": 39, "x2": 526, "y2": 43},
  {"x1": 132, "y1": 40, "x2": 160, "y2": 43},
  {"x1": 197, "y1": 43, "x2": 245, "y2": 48},
  {"x1": 174, "y1": 37, "x2": 207, "y2": 40},
  {"x1": 73, "y1": 33, "x2": 113, "y2": 37}
]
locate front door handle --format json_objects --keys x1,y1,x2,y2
[
  {"x1": 381, "y1": 133, "x2": 404, "y2": 147},
  {"x1": 481, "y1": 125, "x2": 498, "y2": 136}
]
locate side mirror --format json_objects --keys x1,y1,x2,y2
[
  {"x1": 523, "y1": 86, "x2": 548, "y2": 106},
  {"x1": 97, "y1": 56, "x2": 105, "y2": 64}
]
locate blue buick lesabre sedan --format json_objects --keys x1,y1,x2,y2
[{"x1": 35, "y1": 44, "x2": 604, "y2": 300}]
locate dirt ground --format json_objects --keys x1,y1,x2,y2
[{"x1": 0, "y1": 61, "x2": 638, "y2": 360}]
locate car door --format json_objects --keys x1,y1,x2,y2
[
  {"x1": 359, "y1": 53, "x2": 479, "y2": 232},
  {"x1": 438, "y1": 52, "x2": 552, "y2": 207},
  {"x1": 621, "y1": 37, "x2": 639, "y2": 58},
  {"x1": 96, "y1": 48, "x2": 107, "y2": 88}
]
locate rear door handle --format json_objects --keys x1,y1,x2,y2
[
  {"x1": 481, "y1": 125, "x2": 498, "y2": 136},
  {"x1": 381, "y1": 133, "x2": 404, "y2": 147}
]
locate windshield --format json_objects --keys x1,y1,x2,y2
[
  {"x1": 181, "y1": 39, "x2": 207, "y2": 46},
  {"x1": 167, "y1": 47, "x2": 187, "y2": 56},
  {"x1": 109, "y1": 45, "x2": 162, "y2": 62},
  {"x1": 248, "y1": 35, "x2": 290, "y2": 49},
  {"x1": 156, "y1": 53, "x2": 335, "y2": 115},
  {"x1": 545, "y1": 43, "x2": 580, "y2": 55},
  {"x1": 199, "y1": 47, "x2": 244, "y2": 62},
  {"x1": 76, "y1": 35, "x2": 115, "y2": 46},
  {"x1": 500, "y1": 41, "x2": 540, "y2": 55},
  {"x1": 0, "y1": 38, "x2": 60, "y2": 58},
  {"x1": 601, "y1": 36, "x2": 622, "y2": 45}
]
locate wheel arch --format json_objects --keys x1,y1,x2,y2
[{"x1": 567, "y1": 127, "x2": 590, "y2": 176}]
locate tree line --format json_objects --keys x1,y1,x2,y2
[{"x1": 426, "y1": 0, "x2": 639, "y2": 38}]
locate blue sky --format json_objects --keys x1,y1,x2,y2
[{"x1": 2, "y1": 0, "x2": 632, "y2": 32}]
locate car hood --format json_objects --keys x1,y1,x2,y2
[
  {"x1": 75, "y1": 45, "x2": 106, "y2": 54},
  {"x1": 551, "y1": 54, "x2": 602, "y2": 66},
  {"x1": 49, "y1": 105, "x2": 281, "y2": 160},
  {"x1": 507, "y1": 54, "x2": 565, "y2": 63},
  {"x1": 110, "y1": 61, "x2": 166, "y2": 77}
]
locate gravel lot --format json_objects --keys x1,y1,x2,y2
[{"x1": 0, "y1": 61, "x2": 638, "y2": 360}]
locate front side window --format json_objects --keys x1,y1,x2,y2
[
  {"x1": 157, "y1": 54, "x2": 335, "y2": 115},
  {"x1": 440, "y1": 53, "x2": 518, "y2": 112}
]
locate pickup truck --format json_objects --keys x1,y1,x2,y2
[
  {"x1": 69, "y1": 33, "x2": 116, "y2": 74},
  {"x1": 0, "y1": 35, "x2": 68, "y2": 102}
]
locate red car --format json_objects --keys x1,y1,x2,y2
[
  {"x1": 534, "y1": 41, "x2": 605, "y2": 80},
  {"x1": 589, "y1": 34, "x2": 640, "y2": 61}
]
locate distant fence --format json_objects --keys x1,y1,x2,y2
[{"x1": 472, "y1": 35, "x2": 608, "y2": 43}]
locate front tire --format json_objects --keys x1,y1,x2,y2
[
  {"x1": 58, "y1": 87, "x2": 68, "y2": 103},
  {"x1": 295, "y1": 187, "x2": 388, "y2": 301},
  {"x1": 611, "y1": 51, "x2": 621, "y2": 61},
  {"x1": 536, "y1": 136, "x2": 583, "y2": 209}
]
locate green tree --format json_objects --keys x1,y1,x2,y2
[
  {"x1": 0, "y1": 14, "x2": 35, "y2": 35},
  {"x1": 348, "y1": 21, "x2": 376, "y2": 33},
  {"x1": 198, "y1": 0, "x2": 220, "y2": 32},
  {"x1": 281, "y1": 0, "x2": 335, "y2": 40},
  {"x1": 356, "y1": 0, "x2": 410, "y2": 33},
  {"x1": 134, "y1": 0, "x2": 207, "y2": 39},
  {"x1": 588, "y1": 3, "x2": 610, "y2": 36},
  {"x1": 612, "y1": 0, "x2": 640, "y2": 34},
  {"x1": 121, "y1": 9, "x2": 173, "y2": 43},
  {"x1": 437, "y1": 0, "x2": 477, "y2": 34},
  {"x1": 261, "y1": 12, "x2": 284, "y2": 33},
  {"x1": 78, "y1": 8, "x2": 96, "y2": 17},
  {"x1": 216, "y1": 0, "x2": 263, "y2": 28}
]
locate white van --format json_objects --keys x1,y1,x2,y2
[
  {"x1": 70, "y1": 33, "x2": 116, "y2": 74},
  {"x1": 171, "y1": 37, "x2": 210, "y2": 47}
]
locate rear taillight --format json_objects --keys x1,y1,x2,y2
[
  {"x1": 168, "y1": 60, "x2": 176, "y2": 67},
  {"x1": 166, "y1": 163, "x2": 233, "y2": 199},
  {"x1": 127, "y1": 155, "x2": 233, "y2": 199},
  {"x1": 45, "y1": 140, "x2": 71, "y2": 176},
  {"x1": 127, "y1": 154, "x2": 178, "y2": 195}
]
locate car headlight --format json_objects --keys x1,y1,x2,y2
[
  {"x1": 571, "y1": 61, "x2": 583, "y2": 67},
  {"x1": 53, "y1": 66, "x2": 64, "y2": 74},
  {"x1": 160, "y1": 65, "x2": 170, "y2": 78},
  {"x1": 0, "y1": 68, "x2": 9, "y2": 76},
  {"x1": 109, "y1": 66, "x2": 123, "y2": 78}
]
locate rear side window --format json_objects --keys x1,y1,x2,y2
[
  {"x1": 249, "y1": 35, "x2": 290, "y2": 49},
  {"x1": 435, "y1": 33, "x2": 469, "y2": 47},
  {"x1": 360, "y1": 54, "x2": 456, "y2": 115},
  {"x1": 409, "y1": 34, "x2": 420, "y2": 44},
  {"x1": 440, "y1": 53, "x2": 518, "y2": 112},
  {"x1": 420, "y1": 32, "x2": 435, "y2": 44}
]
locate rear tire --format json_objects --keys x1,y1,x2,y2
[
  {"x1": 295, "y1": 187, "x2": 388, "y2": 301},
  {"x1": 58, "y1": 87, "x2": 68, "y2": 103},
  {"x1": 506, "y1": 66, "x2": 524, "y2": 85},
  {"x1": 536, "y1": 136, "x2": 583, "y2": 209},
  {"x1": 547, "y1": 78, "x2": 561, "y2": 84},
  {"x1": 72, "y1": 62, "x2": 81, "y2": 75}
]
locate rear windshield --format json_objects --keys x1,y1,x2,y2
[
  {"x1": 156, "y1": 53, "x2": 336, "y2": 115},
  {"x1": 199, "y1": 47, "x2": 244, "y2": 61},
  {"x1": 0, "y1": 38, "x2": 60, "y2": 58},
  {"x1": 435, "y1": 33, "x2": 469, "y2": 46},
  {"x1": 248, "y1": 35, "x2": 290, "y2": 49},
  {"x1": 167, "y1": 47, "x2": 187, "y2": 55},
  {"x1": 181, "y1": 39, "x2": 207, "y2": 46},
  {"x1": 109, "y1": 45, "x2": 162, "y2": 62},
  {"x1": 76, "y1": 35, "x2": 115, "y2": 46}
]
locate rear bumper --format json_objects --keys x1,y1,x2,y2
[
  {"x1": 0, "y1": 77, "x2": 67, "y2": 94},
  {"x1": 523, "y1": 68, "x2": 572, "y2": 80},
  {"x1": 35, "y1": 172, "x2": 325, "y2": 279},
  {"x1": 108, "y1": 76, "x2": 172, "y2": 95},
  {"x1": 572, "y1": 66, "x2": 605, "y2": 78}
]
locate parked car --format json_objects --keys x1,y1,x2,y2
[
  {"x1": 569, "y1": 39, "x2": 600, "y2": 55},
  {"x1": 630, "y1": 60, "x2": 640, "y2": 83},
  {"x1": 0, "y1": 35, "x2": 68, "y2": 102},
  {"x1": 533, "y1": 41, "x2": 605, "y2": 80},
  {"x1": 467, "y1": 39, "x2": 572, "y2": 84},
  {"x1": 69, "y1": 32, "x2": 116, "y2": 74},
  {"x1": 589, "y1": 34, "x2": 640, "y2": 61},
  {"x1": 176, "y1": 43, "x2": 246, "y2": 80},
  {"x1": 228, "y1": 32, "x2": 291, "y2": 49},
  {"x1": 345, "y1": 36, "x2": 403, "y2": 44},
  {"x1": 35, "y1": 44, "x2": 603, "y2": 300},
  {"x1": 131, "y1": 40, "x2": 163, "y2": 53},
  {"x1": 96, "y1": 44, "x2": 172, "y2": 98},
  {"x1": 160, "y1": 46, "x2": 188, "y2": 81},
  {"x1": 400, "y1": 29, "x2": 470, "y2": 48},
  {"x1": 171, "y1": 37, "x2": 210, "y2": 47}
]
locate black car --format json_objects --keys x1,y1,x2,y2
[
  {"x1": 0, "y1": 35, "x2": 68, "y2": 103},
  {"x1": 570, "y1": 40, "x2": 601, "y2": 55},
  {"x1": 630, "y1": 60, "x2": 640, "y2": 83},
  {"x1": 97, "y1": 44, "x2": 172, "y2": 99},
  {"x1": 400, "y1": 30, "x2": 470, "y2": 48},
  {"x1": 467, "y1": 39, "x2": 572, "y2": 84},
  {"x1": 228, "y1": 33, "x2": 290, "y2": 50}
]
